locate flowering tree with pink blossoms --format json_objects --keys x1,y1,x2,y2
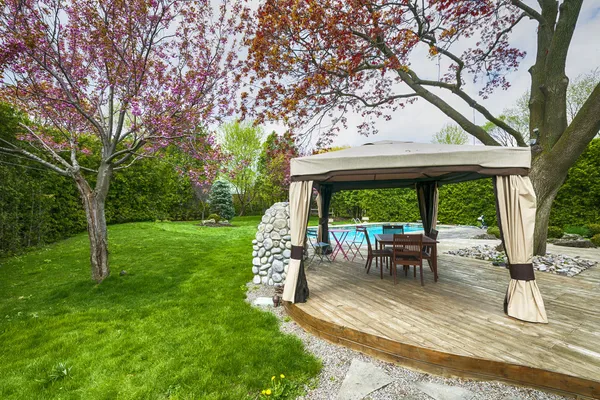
[{"x1": 0, "y1": 0, "x2": 240, "y2": 282}]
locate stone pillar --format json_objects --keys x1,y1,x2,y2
[{"x1": 251, "y1": 202, "x2": 292, "y2": 286}]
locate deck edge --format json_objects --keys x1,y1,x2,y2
[{"x1": 284, "y1": 302, "x2": 600, "y2": 399}]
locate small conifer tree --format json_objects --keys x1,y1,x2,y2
[{"x1": 209, "y1": 180, "x2": 235, "y2": 221}]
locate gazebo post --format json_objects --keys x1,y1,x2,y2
[
  {"x1": 317, "y1": 185, "x2": 333, "y2": 252},
  {"x1": 416, "y1": 182, "x2": 439, "y2": 236}
]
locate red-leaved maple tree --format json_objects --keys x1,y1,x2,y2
[
  {"x1": 0, "y1": 0, "x2": 241, "y2": 282},
  {"x1": 243, "y1": 0, "x2": 600, "y2": 254}
]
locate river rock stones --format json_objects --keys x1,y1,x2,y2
[
  {"x1": 446, "y1": 245, "x2": 597, "y2": 277},
  {"x1": 251, "y1": 202, "x2": 291, "y2": 286}
]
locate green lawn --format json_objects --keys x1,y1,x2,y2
[{"x1": 0, "y1": 217, "x2": 321, "y2": 399}]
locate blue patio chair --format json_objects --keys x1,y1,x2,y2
[{"x1": 306, "y1": 229, "x2": 332, "y2": 264}]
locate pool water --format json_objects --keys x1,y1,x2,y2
[{"x1": 309, "y1": 224, "x2": 424, "y2": 244}]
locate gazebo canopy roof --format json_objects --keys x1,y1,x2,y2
[{"x1": 291, "y1": 141, "x2": 531, "y2": 191}]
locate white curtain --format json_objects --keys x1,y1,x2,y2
[
  {"x1": 495, "y1": 175, "x2": 548, "y2": 323},
  {"x1": 283, "y1": 180, "x2": 313, "y2": 303}
]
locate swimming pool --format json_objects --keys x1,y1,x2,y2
[{"x1": 308, "y1": 223, "x2": 424, "y2": 243}]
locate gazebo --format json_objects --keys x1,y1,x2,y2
[{"x1": 282, "y1": 140, "x2": 548, "y2": 324}]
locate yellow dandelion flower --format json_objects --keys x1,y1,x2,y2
[
  {"x1": 280, "y1": 374, "x2": 285, "y2": 379},
  {"x1": 266, "y1": 389, "x2": 272, "y2": 395},
  {"x1": 261, "y1": 390, "x2": 266, "y2": 395},
  {"x1": 271, "y1": 376, "x2": 275, "y2": 381}
]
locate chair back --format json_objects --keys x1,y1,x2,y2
[
  {"x1": 356, "y1": 226, "x2": 371, "y2": 253},
  {"x1": 383, "y1": 224, "x2": 405, "y2": 234},
  {"x1": 392, "y1": 234, "x2": 423, "y2": 259},
  {"x1": 427, "y1": 229, "x2": 439, "y2": 240}
]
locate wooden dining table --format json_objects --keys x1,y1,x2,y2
[{"x1": 374, "y1": 233, "x2": 439, "y2": 282}]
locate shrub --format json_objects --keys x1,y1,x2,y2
[
  {"x1": 207, "y1": 213, "x2": 221, "y2": 222},
  {"x1": 209, "y1": 180, "x2": 235, "y2": 221},
  {"x1": 547, "y1": 226, "x2": 564, "y2": 239},
  {"x1": 487, "y1": 226, "x2": 501, "y2": 239},
  {"x1": 587, "y1": 223, "x2": 600, "y2": 236},
  {"x1": 564, "y1": 225, "x2": 591, "y2": 238},
  {"x1": 591, "y1": 234, "x2": 600, "y2": 247}
]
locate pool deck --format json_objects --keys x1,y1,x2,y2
[{"x1": 285, "y1": 250, "x2": 600, "y2": 398}]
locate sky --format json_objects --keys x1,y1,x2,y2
[{"x1": 260, "y1": 1, "x2": 600, "y2": 150}]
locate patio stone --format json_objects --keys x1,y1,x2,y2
[
  {"x1": 272, "y1": 273, "x2": 282, "y2": 283},
  {"x1": 272, "y1": 247, "x2": 282, "y2": 254},
  {"x1": 283, "y1": 249, "x2": 291, "y2": 258},
  {"x1": 273, "y1": 260, "x2": 284, "y2": 273},
  {"x1": 265, "y1": 224, "x2": 274, "y2": 233},
  {"x1": 252, "y1": 267, "x2": 258, "y2": 274},
  {"x1": 258, "y1": 248, "x2": 266, "y2": 257},
  {"x1": 413, "y1": 381, "x2": 475, "y2": 400},
  {"x1": 252, "y1": 275, "x2": 261, "y2": 284},
  {"x1": 252, "y1": 257, "x2": 261, "y2": 266},
  {"x1": 336, "y1": 359, "x2": 393, "y2": 400}
]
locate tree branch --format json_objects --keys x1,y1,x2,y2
[
  {"x1": 511, "y1": 0, "x2": 545, "y2": 23},
  {"x1": 0, "y1": 146, "x2": 70, "y2": 176}
]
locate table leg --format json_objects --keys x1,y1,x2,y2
[
  {"x1": 338, "y1": 231, "x2": 350, "y2": 261},
  {"x1": 433, "y1": 243, "x2": 438, "y2": 282}
]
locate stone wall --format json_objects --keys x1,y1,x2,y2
[{"x1": 252, "y1": 202, "x2": 291, "y2": 286}]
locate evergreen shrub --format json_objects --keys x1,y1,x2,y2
[{"x1": 209, "y1": 180, "x2": 235, "y2": 221}]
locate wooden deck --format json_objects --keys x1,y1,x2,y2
[{"x1": 286, "y1": 254, "x2": 600, "y2": 398}]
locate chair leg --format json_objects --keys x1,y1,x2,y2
[
  {"x1": 414, "y1": 265, "x2": 416, "y2": 278},
  {"x1": 427, "y1": 258, "x2": 433, "y2": 272},
  {"x1": 420, "y1": 262, "x2": 424, "y2": 286},
  {"x1": 404, "y1": 265, "x2": 408, "y2": 277},
  {"x1": 393, "y1": 264, "x2": 397, "y2": 284},
  {"x1": 366, "y1": 257, "x2": 373, "y2": 274}
]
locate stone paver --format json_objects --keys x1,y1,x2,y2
[
  {"x1": 336, "y1": 359, "x2": 394, "y2": 400},
  {"x1": 414, "y1": 381, "x2": 475, "y2": 400}
]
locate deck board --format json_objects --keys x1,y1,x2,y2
[{"x1": 287, "y1": 254, "x2": 600, "y2": 397}]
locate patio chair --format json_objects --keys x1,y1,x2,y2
[
  {"x1": 360, "y1": 227, "x2": 392, "y2": 279},
  {"x1": 392, "y1": 234, "x2": 424, "y2": 285},
  {"x1": 347, "y1": 226, "x2": 366, "y2": 261},
  {"x1": 306, "y1": 229, "x2": 332, "y2": 265},
  {"x1": 422, "y1": 229, "x2": 439, "y2": 273}
]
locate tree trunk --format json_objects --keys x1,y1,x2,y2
[
  {"x1": 73, "y1": 164, "x2": 112, "y2": 283},
  {"x1": 529, "y1": 152, "x2": 569, "y2": 256}
]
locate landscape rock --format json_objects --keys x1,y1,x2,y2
[
  {"x1": 263, "y1": 238, "x2": 274, "y2": 250},
  {"x1": 272, "y1": 273, "x2": 282, "y2": 283},
  {"x1": 252, "y1": 275, "x2": 261, "y2": 284},
  {"x1": 273, "y1": 260, "x2": 285, "y2": 273},
  {"x1": 446, "y1": 245, "x2": 596, "y2": 277}
]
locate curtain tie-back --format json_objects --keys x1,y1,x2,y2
[
  {"x1": 290, "y1": 245, "x2": 304, "y2": 260},
  {"x1": 509, "y1": 263, "x2": 535, "y2": 281}
]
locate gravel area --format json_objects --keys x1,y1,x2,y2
[
  {"x1": 446, "y1": 245, "x2": 597, "y2": 277},
  {"x1": 245, "y1": 283, "x2": 566, "y2": 400}
]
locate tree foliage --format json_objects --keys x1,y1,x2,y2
[
  {"x1": 432, "y1": 124, "x2": 469, "y2": 145},
  {"x1": 255, "y1": 132, "x2": 299, "y2": 208},
  {"x1": 219, "y1": 121, "x2": 263, "y2": 216},
  {"x1": 209, "y1": 180, "x2": 235, "y2": 221}
]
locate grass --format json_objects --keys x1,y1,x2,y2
[
  {"x1": 0, "y1": 217, "x2": 321, "y2": 399},
  {"x1": 564, "y1": 225, "x2": 592, "y2": 238}
]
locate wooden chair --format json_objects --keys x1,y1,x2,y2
[
  {"x1": 358, "y1": 227, "x2": 392, "y2": 279},
  {"x1": 392, "y1": 234, "x2": 424, "y2": 285},
  {"x1": 423, "y1": 229, "x2": 439, "y2": 273}
]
